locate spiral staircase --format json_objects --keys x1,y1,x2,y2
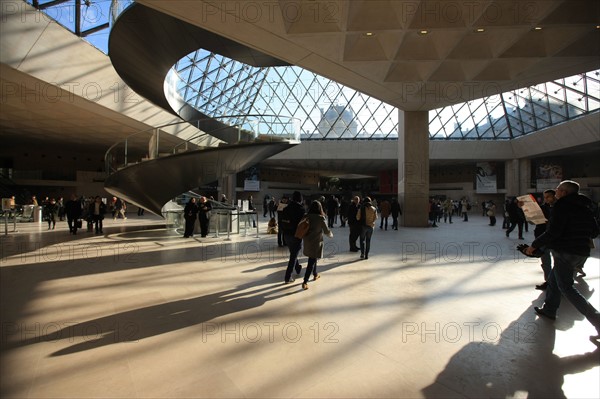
[{"x1": 104, "y1": 2, "x2": 297, "y2": 215}]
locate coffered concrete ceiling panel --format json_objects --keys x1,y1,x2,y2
[
  {"x1": 499, "y1": 27, "x2": 593, "y2": 59},
  {"x1": 428, "y1": 61, "x2": 468, "y2": 82},
  {"x1": 473, "y1": 59, "x2": 541, "y2": 81},
  {"x1": 343, "y1": 34, "x2": 389, "y2": 62},
  {"x1": 136, "y1": 0, "x2": 600, "y2": 110},
  {"x1": 385, "y1": 62, "x2": 438, "y2": 82},
  {"x1": 290, "y1": 34, "x2": 346, "y2": 61},
  {"x1": 540, "y1": 0, "x2": 600, "y2": 25},
  {"x1": 472, "y1": 0, "x2": 562, "y2": 27},
  {"x1": 394, "y1": 32, "x2": 441, "y2": 60},
  {"x1": 555, "y1": 30, "x2": 600, "y2": 57},
  {"x1": 347, "y1": 0, "x2": 409, "y2": 31},
  {"x1": 447, "y1": 30, "x2": 515, "y2": 59}
]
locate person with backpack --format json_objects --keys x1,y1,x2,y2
[
  {"x1": 301, "y1": 200, "x2": 333, "y2": 290},
  {"x1": 280, "y1": 191, "x2": 306, "y2": 284},
  {"x1": 356, "y1": 197, "x2": 378, "y2": 260}
]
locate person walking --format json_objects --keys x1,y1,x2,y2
[
  {"x1": 64, "y1": 194, "x2": 82, "y2": 235},
  {"x1": 263, "y1": 195, "x2": 269, "y2": 218},
  {"x1": 301, "y1": 200, "x2": 333, "y2": 290},
  {"x1": 281, "y1": 191, "x2": 305, "y2": 284},
  {"x1": 533, "y1": 189, "x2": 557, "y2": 290},
  {"x1": 90, "y1": 196, "x2": 106, "y2": 234},
  {"x1": 276, "y1": 196, "x2": 289, "y2": 247},
  {"x1": 339, "y1": 197, "x2": 349, "y2": 227},
  {"x1": 247, "y1": 195, "x2": 257, "y2": 228},
  {"x1": 506, "y1": 197, "x2": 525, "y2": 239},
  {"x1": 379, "y1": 198, "x2": 391, "y2": 230},
  {"x1": 460, "y1": 198, "x2": 469, "y2": 221},
  {"x1": 525, "y1": 180, "x2": 600, "y2": 342},
  {"x1": 442, "y1": 198, "x2": 453, "y2": 224},
  {"x1": 183, "y1": 197, "x2": 198, "y2": 238},
  {"x1": 45, "y1": 198, "x2": 58, "y2": 230},
  {"x1": 326, "y1": 195, "x2": 338, "y2": 228},
  {"x1": 347, "y1": 196, "x2": 361, "y2": 252},
  {"x1": 486, "y1": 200, "x2": 497, "y2": 226},
  {"x1": 356, "y1": 197, "x2": 377, "y2": 259},
  {"x1": 391, "y1": 197, "x2": 402, "y2": 230},
  {"x1": 502, "y1": 199, "x2": 510, "y2": 229}
]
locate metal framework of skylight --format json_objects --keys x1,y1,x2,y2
[{"x1": 26, "y1": 0, "x2": 600, "y2": 142}]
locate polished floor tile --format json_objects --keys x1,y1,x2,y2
[{"x1": 1, "y1": 214, "x2": 599, "y2": 398}]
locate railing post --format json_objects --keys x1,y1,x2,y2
[
  {"x1": 225, "y1": 210, "x2": 231, "y2": 241},
  {"x1": 124, "y1": 138, "x2": 128, "y2": 166},
  {"x1": 254, "y1": 211, "x2": 259, "y2": 238}
]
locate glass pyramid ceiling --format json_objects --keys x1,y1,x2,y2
[
  {"x1": 174, "y1": 49, "x2": 600, "y2": 140},
  {"x1": 27, "y1": 0, "x2": 600, "y2": 141}
]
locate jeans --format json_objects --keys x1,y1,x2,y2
[
  {"x1": 380, "y1": 216, "x2": 388, "y2": 229},
  {"x1": 506, "y1": 221, "x2": 523, "y2": 238},
  {"x1": 359, "y1": 226, "x2": 374, "y2": 257},
  {"x1": 304, "y1": 257, "x2": 318, "y2": 284},
  {"x1": 349, "y1": 223, "x2": 361, "y2": 250},
  {"x1": 284, "y1": 234, "x2": 302, "y2": 282},
  {"x1": 543, "y1": 250, "x2": 600, "y2": 330},
  {"x1": 540, "y1": 247, "x2": 552, "y2": 281}
]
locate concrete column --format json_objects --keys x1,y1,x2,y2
[
  {"x1": 505, "y1": 159, "x2": 520, "y2": 196},
  {"x1": 220, "y1": 173, "x2": 236, "y2": 203},
  {"x1": 505, "y1": 159, "x2": 531, "y2": 196},
  {"x1": 398, "y1": 110, "x2": 429, "y2": 227},
  {"x1": 519, "y1": 158, "x2": 531, "y2": 194}
]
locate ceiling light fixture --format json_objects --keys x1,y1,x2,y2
[
  {"x1": 534, "y1": 26, "x2": 542, "y2": 30},
  {"x1": 419, "y1": 30, "x2": 428, "y2": 35},
  {"x1": 475, "y1": 28, "x2": 485, "y2": 33}
]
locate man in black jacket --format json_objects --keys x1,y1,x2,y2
[
  {"x1": 64, "y1": 193, "x2": 82, "y2": 235},
  {"x1": 280, "y1": 191, "x2": 305, "y2": 283},
  {"x1": 347, "y1": 196, "x2": 361, "y2": 252},
  {"x1": 526, "y1": 180, "x2": 600, "y2": 340}
]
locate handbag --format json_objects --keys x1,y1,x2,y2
[
  {"x1": 487, "y1": 210, "x2": 494, "y2": 217},
  {"x1": 76, "y1": 219, "x2": 82, "y2": 228},
  {"x1": 294, "y1": 217, "x2": 310, "y2": 239}
]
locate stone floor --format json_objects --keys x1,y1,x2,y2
[{"x1": 1, "y1": 213, "x2": 599, "y2": 398}]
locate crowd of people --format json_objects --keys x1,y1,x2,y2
[{"x1": 17, "y1": 194, "x2": 133, "y2": 234}]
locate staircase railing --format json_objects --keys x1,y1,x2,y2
[{"x1": 104, "y1": 115, "x2": 300, "y2": 175}]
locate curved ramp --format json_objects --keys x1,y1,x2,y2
[
  {"x1": 109, "y1": 2, "x2": 289, "y2": 144},
  {"x1": 104, "y1": 142, "x2": 294, "y2": 216}
]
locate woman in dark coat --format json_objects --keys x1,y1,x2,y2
[
  {"x1": 197, "y1": 196, "x2": 212, "y2": 237},
  {"x1": 301, "y1": 200, "x2": 333, "y2": 290},
  {"x1": 183, "y1": 197, "x2": 198, "y2": 238}
]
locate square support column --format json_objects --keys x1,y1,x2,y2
[{"x1": 398, "y1": 110, "x2": 429, "y2": 227}]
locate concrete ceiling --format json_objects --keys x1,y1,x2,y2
[
  {"x1": 138, "y1": 0, "x2": 600, "y2": 111},
  {"x1": 0, "y1": 64, "x2": 162, "y2": 151}
]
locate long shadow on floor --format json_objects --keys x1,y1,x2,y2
[
  {"x1": 2, "y1": 272, "x2": 297, "y2": 357},
  {"x1": 422, "y1": 290, "x2": 600, "y2": 398}
]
